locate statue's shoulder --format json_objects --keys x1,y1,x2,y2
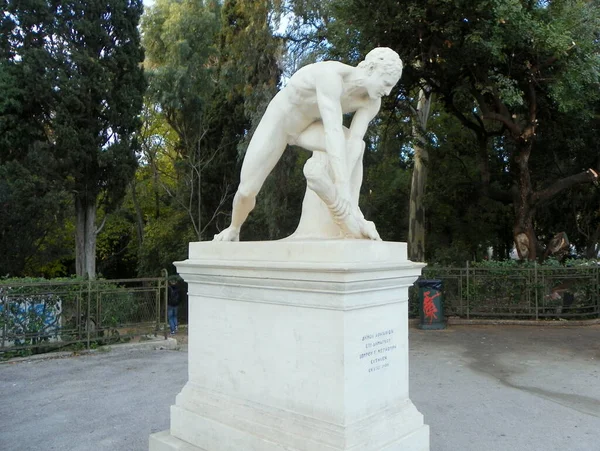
[
  {"x1": 292, "y1": 61, "x2": 353, "y2": 80},
  {"x1": 314, "y1": 60, "x2": 354, "y2": 77},
  {"x1": 285, "y1": 61, "x2": 354, "y2": 96}
]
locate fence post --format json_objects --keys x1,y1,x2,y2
[
  {"x1": 597, "y1": 266, "x2": 600, "y2": 319},
  {"x1": 459, "y1": 269, "x2": 463, "y2": 316},
  {"x1": 1, "y1": 288, "x2": 7, "y2": 349},
  {"x1": 77, "y1": 282, "x2": 83, "y2": 340},
  {"x1": 161, "y1": 269, "x2": 168, "y2": 339},
  {"x1": 466, "y1": 261, "x2": 470, "y2": 320},
  {"x1": 534, "y1": 262, "x2": 539, "y2": 321},
  {"x1": 86, "y1": 279, "x2": 92, "y2": 350},
  {"x1": 96, "y1": 280, "x2": 101, "y2": 339}
]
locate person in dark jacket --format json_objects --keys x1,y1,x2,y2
[{"x1": 167, "y1": 278, "x2": 180, "y2": 335}]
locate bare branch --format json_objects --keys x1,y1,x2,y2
[
  {"x1": 443, "y1": 95, "x2": 483, "y2": 136},
  {"x1": 95, "y1": 215, "x2": 107, "y2": 236},
  {"x1": 473, "y1": 90, "x2": 521, "y2": 138},
  {"x1": 533, "y1": 168, "x2": 599, "y2": 204},
  {"x1": 200, "y1": 183, "x2": 231, "y2": 236},
  {"x1": 482, "y1": 111, "x2": 521, "y2": 138},
  {"x1": 158, "y1": 177, "x2": 201, "y2": 238}
]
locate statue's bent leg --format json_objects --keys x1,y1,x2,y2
[
  {"x1": 303, "y1": 157, "x2": 362, "y2": 238},
  {"x1": 296, "y1": 123, "x2": 380, "y2": 240},
  {"x1": 214, "y1": 118, "x2": 288, "y2": 241}
]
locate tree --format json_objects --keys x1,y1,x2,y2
[
  {"x1": 0, "y1": 0, "x2": 71, "y2": 276},
  {"x1": 300, "y1": 0, "x2": 600, "y2": 261},
  {"x1": 1, "y1": 0, "x2": 146, "y2": 278},
  {"x1": 53, "y1": 0, "x2": 145, "y2": 277},
  {"x1": 142, "y1": 0, "x2": 283, "y2": 245},
  {"x1": 529, "y1": 102, "x2": 600, "y2": 258},
  {"x1": 0, "y1": 162, "x2": 71, "y2": 277},
  {"x1": 143, "y1": 0, "x2": 224, "y2": 241},
  {"x1": 407, "y1": 88, "x2": 433, "y2": 261}
]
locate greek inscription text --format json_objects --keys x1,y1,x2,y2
[{"x1": 359, "y1": 328, "x2": 396, "y2": 373}]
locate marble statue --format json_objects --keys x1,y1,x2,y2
[{"x1": 213, "y1": 47, "x2": 403, "y2": 242}]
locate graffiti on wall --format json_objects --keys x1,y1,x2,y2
[{"x1": 0, "y1": 295, "x2": 62, "y2": 346}]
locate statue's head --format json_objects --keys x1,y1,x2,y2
[{"x1": 358, "y1": 47, "x2": 403, "y2": 99}]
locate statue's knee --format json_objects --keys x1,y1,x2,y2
[{"x1": 303, "y1": 157, "x2": 326, "y2": 182}]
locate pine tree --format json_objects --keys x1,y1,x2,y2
[{"x1": 0, "y1": 0, "x2": 146, "y2": 277}]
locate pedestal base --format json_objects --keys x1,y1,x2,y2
[
  {"x1": 150, "y1": 425, "x2": 429, "y2": 451},
  {"x1": 150, "y1": 241, "x2": 429, "y2": 451},
  {"x1": 150, "y1": 431, "x2": 204, "y2": 451}
]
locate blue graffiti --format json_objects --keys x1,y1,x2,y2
[{"x1": 0, "y1": 295, "x2": 62, "y2": 345}]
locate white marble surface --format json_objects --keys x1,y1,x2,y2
[
  {"x1": 213, "y1": 48, "x2": 403, "y2": 242},
  {"x1": 150, "y1": 240, "x2": 428, "y2": 451}
]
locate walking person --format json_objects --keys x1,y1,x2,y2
[{"x1": 167, "y1": 278, "x2": 180, "y2": 335}]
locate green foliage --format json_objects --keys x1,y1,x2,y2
[
  {"x1": 0, "y1": 0, "x2": 146, "y2": 277},
  {"x1": 285, "y1": 0, "x2": 600, "y2": 263},
  {"x1": 143, "y1": 0, "x2": 221, "y2": 148},
  {"x1": 0, "y1": 161, "x2": 71, "y2": 277},
  {"x1": 51, "y1": 0, "x2": 146, "y2": 205},
  {"x1": 96, "y1": 290, "x2": 137, "y2": 328},
  {"x1": 96, "y1": 212, "x2": 139, "y2": 279},
  {"x1": 137, "y1": 211, "x2": 195, "y2": 276},
  {"x1": 423, "y1": 107, "x2": 514, "y2": 263},
  {"x1": 422, "y1": 259, "x2": 600, "y2": 319},
  {"x1": 243, "y1": 149, "x2": 308, "y2": 240},
  {"x1": 5, "y1": 0, "x2": 600, "y2": 276},
  {"x1": 134, "y1": 0, "x2": 284, "y2": 258},
  {"x1": 141, "y1": 0, "x2": 239, "y2": 246},
  {"x1": 362, "y1": 154, "x2": 412, "y2": 242}
]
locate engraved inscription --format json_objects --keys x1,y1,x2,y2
[{"x1": 359, "y1": 329, "x2": 396, "y2": 373}]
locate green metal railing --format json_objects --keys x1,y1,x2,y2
[
  {"x1": 0, "y1": 275, "x2": 169, "y2": 356},
  {"x1": 411, "y1": 264, "x2": 600, "y2": 320}
]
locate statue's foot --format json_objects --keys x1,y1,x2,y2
[
  {"x1": 213, "y1": 226, "x2": 240, "y2": 242},
  {"x1": 337, "y1": 211, "x2": 380, "y2": 240},
  {"x1": 360, "y1": 219, "x2": 381, "y2": 241}
]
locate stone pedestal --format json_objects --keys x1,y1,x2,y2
[{"x1": 149, "y1": 241, "x2": 429, "y2": 451}]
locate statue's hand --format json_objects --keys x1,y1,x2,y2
[{"x1": 213, "y1": 226, "x2": 240, "y2": 242}]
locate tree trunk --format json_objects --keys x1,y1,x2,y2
[
  {"x1": 510, "y1": 143, "x2": 598, "y2": 260},
  {"x1": 130, "y1": 181, "x2": 145, "y2": 248},
  {"x1": 408, "y1": 88, "x2": 432, "y2": 262},
  {"x1": 585, "y1": 225, "x2": 600, "y2": 259},
  {"x1": 75, "y1": 197, "x2": 97, "y2": 279},
  {"x1": 152, "y1": 154, "x2": 160, "y2": 220},
  {"x1": 197, "y1": 149, "x2": 202, "y2": 241},
  {"x1": 512, "y1": 140, "x2": 537, "y2": 261}
]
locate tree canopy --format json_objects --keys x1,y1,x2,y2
[
  {"x1": 1, "y1": 0, "x2": 145, "y2": 277},
  {"x1": 2, "y1": 0, "x2": 599, "y2": 278}
]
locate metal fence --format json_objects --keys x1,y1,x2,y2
[
  {"x1": 0, "y1": 276, "x2": 168, "y2": 357},
  {"x1": 412, "y1": 264, "x2": 600, "y2": 320}
]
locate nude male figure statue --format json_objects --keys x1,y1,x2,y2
[{"x1": 213, "y1": 47, "x2": 403, "y2": 242}]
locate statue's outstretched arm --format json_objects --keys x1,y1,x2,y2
[
  {"x1": 346, "y1": 100, "x2": 381, "y2": 215},
  {"x1": 314, "y1": 73, "x2": 347, "y2": 194},
  {"x1": 348, "y1": 98, "x2": 381, "y2": 141}
]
